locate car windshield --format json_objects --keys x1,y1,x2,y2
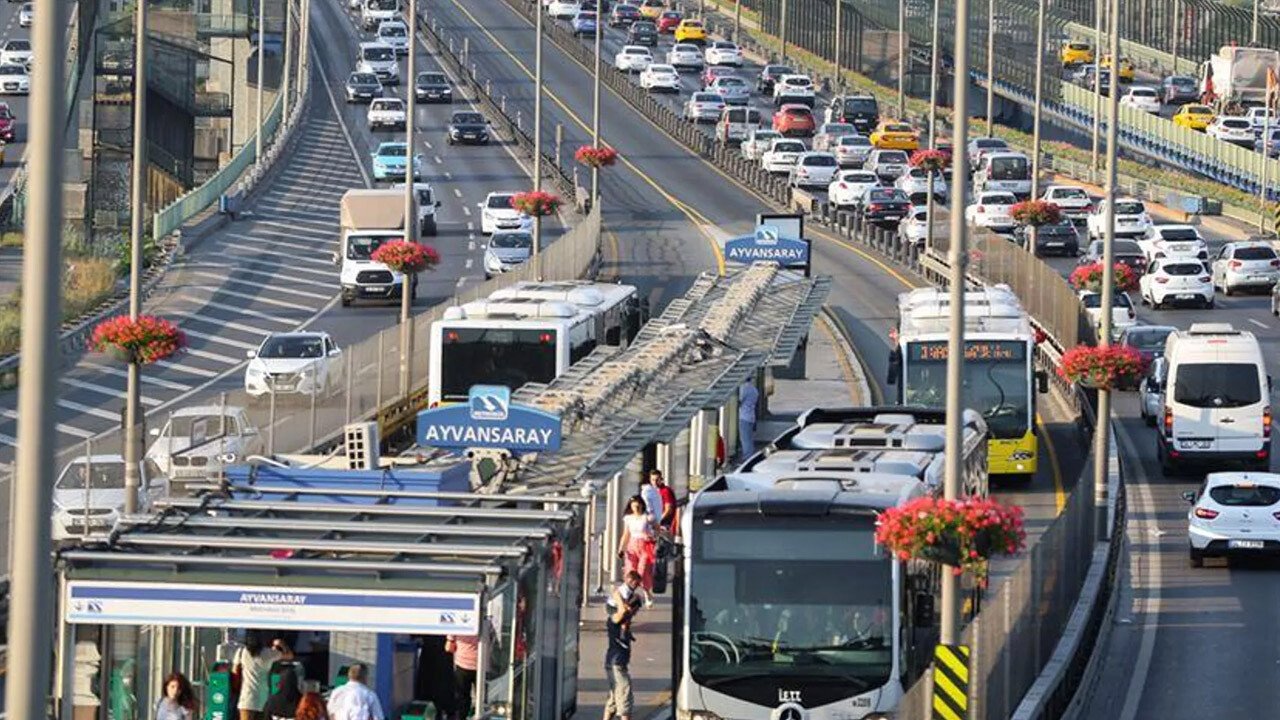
[
  {"x1": 379, "y1": 24, "x2": 406, "y2": 36},
  {"x1": 346, "y1": 233, "x2": 397, "y2": 259},
  {"x1": 1114, "y1": 201, "x2": 1144, "y2": 214},
  {"x1": 718, "y1": 77, "x2": 746, "y2": 87},
  {"x1": 167, "y1": 414, "x2": 239, "y2": 439},
  {"x1": 368, "y1": 0, "x2": 396, "y2": 8},
  {"x1": 1234, "y1": 245, "x2": 1278, "y2": 260},
  {"x1": 1069, "y1": 42, "x2": 1090, "y2": 50},
  {"x1": 351, "y1": 73, "x2": 378, "y2": 84},
  {"x1": 982, "y1": 193, "x2": 1016, "y2": 205},
  {"x1": 1171, "y1": 76, "x2": 1196, "y2": 87},
  {"x1": 579, "y1": 11, "x2": 596, "y2": 19},
  {"x1": 1174, "y1": 363, "x2": 1261, "y2": 408},
  {"x1": 675, "y1": 44, "x2": 697, "y2": 52},
  {"x1": 363, "y1": 46, "x2": 394, "y2": 61},
  {"x1": 633, "y1": 21, "x2": 655, "y2": 30},
  {"x1": 1053, "y1": 187, "x2": 1088, "y2": 199},
  {"x1": 1158, "y1": 228, "x2": 1199, "y2": 240},
  {"x1": 661, "y1": 11, "x2": 680, "y2": 18},
  {"x1": 975, "y1": 139, "x2": 1007, "y2": 150},
  {"x1": 6, "y1": 41, "x2": 29, "y2": 51},
  {"x1": 803, "y1": 154, "x2": 837, "y2": 166},
  {"x1": 1114, "y1": 240, "x2": 1142, "y2": 254},
  {"x1": 1209, "y1": 485, "x2": 1280, "y2": 506},
  {"x1": 884, "y1": 124, "x2": 912, "y2": 133},
  {"x1": 877, "y1": 151, "x2": 908, "y2": 163},
  {"x1": 715, "y1": 42, "x2": 735, "y2": 49},
  {"x1": 487, "y1": 195, "x2": 515, "y2": 209},
  {"x1": 839, "y1": 135, "x2": 871, "y2": 146},
  {"x1": 784, "y1": 107, "x2": 810, "y2": 116},
  {"x1": 652, "y1": 65, "x2": 675, "y2": 73},
  {"x1": 624, "y1": 47, "x2": 647, "y2": 55},
  {"x1": 824, "y1": 124, "x2": 854, "y2": 134},
  {"x1": 1222, "y1": 119, "x2": 1250, "y2": 129},
  {"x1": 1161, "y1": 262, "x2": 1203, "y2": 276},
  {"x1": 57, "y1": 462, "x2": 127, "y2": 491},
  {"x1": 683, "y1": 20, "x2": 702, "y2": 27},
  {"x1": 378, "y1": 144, "x2": 406, "y2": 156},
  {"x1": 787, "y1": 77, "x2": 812, "y2": 87},
  {"x1": 419, "y1": 72, "x2": 446, "y2": 84},
  {"x1": 492, "y1": 232, "x2": 533, "y2": 249},
  {"x1": 1081, "y1": 293, "x2": 1132, "y2": 308},
  {"x1": 1123, "y1": 327, "x2": 1173, "y2": 351},
  {"x1": 1131, "y1": 88, "x2": 1156, "y2": 97},
  {"x1": 1186, "y1": 105, "x2": 1212, "y2": 114},
  {"x1": 843, "y1": 172, "x2": 876, "y2": 183},
  {"x1": 0, "y1": 65, "x2": 24, "y2": 75},
  {"x1": 867, "y1": 189, "x2": 903, "y2": 202},
  {"x1": 258, "y1": 336, "x2": 324, "y2": 359},
  {"x1": 453, "y1": 113, "x2": 484, "y2": 124},
  {"x1": 373, "y1": 99, "x2": 403, "y2": 110},
  {"x1": 775, "y1": 141, "x2": 805, "y2": 152},
  {"x1": 693, "y1": 93, "x2": 722, "y2": 103},
  {"x1": 766, "y1": 65, "x2": 793, "y2": 75},
  {"x1": 989, "y1": 156, "x2": 1029, "y2": 179}
]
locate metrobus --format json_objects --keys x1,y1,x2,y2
[
  {"x1": 427, "y1": 281, "x2": 643, "y2": 407},
  {"x1": 887, "y1": 286, "x2": 1048, "y2": 479},
  {"x1": 674, "y1": 408, "x2": 988, "y2": 720}
]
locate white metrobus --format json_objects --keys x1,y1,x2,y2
[
  {"x1": 675, "y1": 408, "x2": 988, "y2": 720},
  {"x1": 426, "y1": 281, "x2": 642, "y2": 407}
]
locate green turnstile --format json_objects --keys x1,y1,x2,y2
[{"x1": 205, "y1": 661, "x2": 233, "y2": 720}]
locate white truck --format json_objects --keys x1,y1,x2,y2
[
  {"x1": 1199, "y1": 45, "x2": 1280, "y2": 110},
  {"x1": 336, "y1": 189, "x2": 419, "y2": 307}
]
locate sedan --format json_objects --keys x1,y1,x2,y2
[
  {"x1": 705, "y1": 41, "x2": 743, "y2": 66},
  {"x1": 772, "y1": 104, "x2": 816, "y2": 137},
  {"x1": 760, "y1": 138, "x2": 807, "y2": 173},
  {"x1": 370, "y1": 142, "x2": 422, "y2": 181},
  {"x1": 447, "y1": 110, "x2": 490, "y2": 145},
  {"x1": 637, "y1": 0, "x2": 664, "y2": 18},
  {"x1": 640, "y1": 64, "x2": 681, "y2": 92},
  {"x1": 572, "y1": 10, "x2": 598, "y2": 35},
  {"x1": 656, "y1": 10, "x2": 683, "y2": 33},
  {"x1": 1206, "y1": 116, "x2": 1255, "y2": 146},
  {"x1": 245, "y1": 332, "x2": 344, "y2": 400},
  {"x1": 1079, "y1": 239, "x2": 1148, "y2": 275},
  {"x1": 789, "y1": 151, "x2": 840, "y2": 189},
  {"x1": 547, "y1": 0, "x2": 582, "y2": 19},
  {"x1": 0, "y1": 64, "x2": 28, "y2": 95},
  {"x1": 1086, "y1": 197, "x2": 1152, "y2": 240},
  {"x1": 965, "y1": 191, "x2": 1018, "y2": 232},
  {"x1": 1255, "y1": 127, "x2": 1280, "y2": 157},
  {"x1": 895, "y1": 167, "x2": 948, "y2": 204},
  {"x1": 18, "y1": 2, "x2": 31, "y2": 28},
  {"x1": 683, "y1": 92, "x2": 726, "y2": 123},
  {"x1": 828, "y1": 169, "x2": 880, "y2": 208},
  {"x1": 701, "y1": 65, "x2": 737, "y2": 88},
  {"x1": 345, "y1": 72, "x2": 383, "y2": 102},
  {"x1": 898, "y1": 206, "x2": 932, "y2": 247},
  {"x1": 484, "y1": 230, "x2": 534, "y2": 278},
  {"x1": 707, "y1": 76, "x2": 750, "y2": 105},
  {"x1": 1172, "y1": 104, "x2": 1215, "y2": 131},
  {"x1": 813, "y1": 123, "x2": 856, "y2": 151},
  {"x1": 415, "y1": 71, "x2": 452, "y2": 102},
  {"x1": 674, "y1": 18, "x2": 708, "y2": 43},
  {"x1": 1138, "y1": 355, "x2": 1168, "y2": 425},
  {"x1": 740, "y1": 129, "x2": 782, "y2": 161},
  {"x1": 870, "y1": 121, "x2": 919, "y2": 150},
  {"x1": 756, "y1": 64, "x2": 795, "y2": 94},
  {"x1": 1040, "y1": 185, "x2": 1093, "y2": 222},
  {"x1": 51, "y1": 456, "x2": 165, "y2": 541},
  {"x1": 615, "y1": 45, "x2": 654, "y2": 72},
  {"x1": 366, "y1": 97, "x2": 407, "y2": 131},
  {"x1": 1120, "y1": 325, "x2": 1176, "y2": 367},
  {"x1": 1015, "y1": 218, "x2": 1079, "y2": 256},
  {"x1": 1161, "y1": 74, "x2": 1200, "y2": 104},
  {"x1": 1119, "y1": 85, "x2": 1161, "y2": 113},
  {"x1": 480, "y1": 192, "x2": 535, "y2": 235},
  {"x1": 866, "y1": 149, "x2": 910, "y2": 182},
  {"x1": 1080, "y1": 290, "x2": 1137, "y2": 340},
  {"x1": 1137, "y1": 225, "x2": 1208, "y2": 262},
  {"x1": 0, "y1": 39, "x2": 30, "y2": 68},
  {"x1": 772, "y1": 74, "x2": 815, "y2": 107},
  {"x1": 375, "y1": 20, "x2": 410, "y2": 55},
  {"x1": 667, "y1": 43, "x2": 704, "y2": 71},
  {"x1": 628, "y1": 20, "x2": 659, "y2": 45},
  {"x1": 832, "y1": 134, "x2": 874, "y2": 167},
  {"x1": 966, "y1": 136, "x2": 1009, "y2": 168},
  {"x1": 1184, "y1": 473, "x2": 1280, "y2": 567},
  {"x1": 0, "y1": 103, "x2": 16, "y2": 143},
  {"x1": 1139, "y1": 259, "x2": 1214, "y2": 309},
  {"x1": 1211, "y1": 240, "x2": 1280, "y2": 295},
  {"x1": 857, "y1": 187, "x2": 912, "y2": 226},
  {"x1": 608, "y1": 3, "x2": 641, "y2": 25}
]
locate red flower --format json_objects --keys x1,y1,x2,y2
[
  {"x1": 874, "y1": 496, "x2": 1026, "y2": 579},
  {"x1": 1010, "y1": 199, "x2": 1063, "y2": 227},
  {"x1": 910, "y1": 148, "x2": 950, "y2": 172},
  {"x1": 1069, "y1": 261, "x2": 1139, "y2": 292},
  {"x1": 510, "y1": 190, "x2": 562, "y2": 217},
  {"x1": 1058, "y1": 344, "x2": 1147, "y2": 390},
  {"x1": 574, "y1": 145, "x2": 619, "y2": 168},
  {"x1": 370, "y1": 240, "x2": 440, "y2": 275},
  {"x1": 91, "y1": 315, "x2": 186, "y2": 365}
]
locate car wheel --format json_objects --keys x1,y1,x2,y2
[
  {"x1": 1188, "y1": 547, "x2": 1204, "y2": 568},
  {"x1": 1224, "y1": 283, "x2": 1233, "y2": 297},
  {"x1": 1205, "y1": 299, "x2": 1214, "y2": 309}
]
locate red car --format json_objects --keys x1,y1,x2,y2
[
  {"x1": 656, "y1": 10, "x2": 683, "y2": 33},
  {"x1": 772, "y1": 104, "x2": 815, "y2": 137}
]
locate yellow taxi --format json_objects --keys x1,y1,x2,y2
[
  {"x1": 1172, "y1": 104, "x2": 1216, "y2": 131},
  {"x1": 638, "y1": 0, "x2": 665, "y2": 20},
  {"x1": 870, "y1": 121, "x2": 919, "y2": 150},
  {"x1": 1060, "y1": 41, "x2": 1094, "y2": 67},
  {"x1": 1102, "y1": 55, "x2": 1136, "y2": 82},
  {"x1": 674, "y1": 18, "x2": 708, "y2": 43}
]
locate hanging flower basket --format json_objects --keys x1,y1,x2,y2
[
  {"x1": 574, "y1": 145, "x2": 619, "y2": 169},
  {"x1": 91, "y1": 315, "x2": 186, "y2": 365},
  {"x1": 909, "y1": 148, "x2": 950, "y2": 173},
  {"x1": 875, "y1": 496, "x2": 1025, "y2": 578},
  {"x1": 510, "y1": 191, "x2": 562, "y2": 217},
  {"x1": 1010, "y1": 199, "x2": 1062, "y2": 227},
  {"x1": 371, "y1": 240, "x2": 441, "y2": 275},
  {"x1": 1069, "y1": 261, "x2": 1139, "y2": 292},
  {"x1": 1058, "y1": 344, "x2": 1147, "y2": 390}
]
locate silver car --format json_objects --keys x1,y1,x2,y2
[
  {"x1": 18, "y1": 3, "x2": 32, "y2": 27},
  {"x1": 1138, "y1": 356, "x2": 1168, "y2": 426},
  {"x1": 832, "y1": 134, "x2": 874, "y2": 167},
  {"x1": 813, "y1": 122, "x2": 856, "y2": 151},
  {"x1": 707, "y1": 76, "x2": 750, "y2": 105},
  {"x1": 741, "y1": 129, "x2": 782, "y2": 161},
  {"x1": 684, "y1": 92, "x2": 726, "y2": 122},
  {"x1": 1211, "y1": 241, "x2": 1280, "y2": 295},
  {"x1": 667, "y1": 43, "x2": 704, "y2": 71}
]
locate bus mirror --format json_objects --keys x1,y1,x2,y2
[
  {"x1": 913, "y1": 593, "x2": 935, "y2": 627},
  {"x1": 887, "y1": 349, "x2": 901, "y2": 386},
  {"x1": 1036, "y1": 370, "x2": 1049, "y2": 394}
]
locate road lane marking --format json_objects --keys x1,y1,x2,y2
[
  {"x1": 1114, "y1": 421, "x2": 1162, "y2": 720},
  {"x1": 453, "y1": 187, "x2": 462, "y2": 198},
  {"x1": 177, "y1": 296, "x2": 299, "y2": 325},
  {"x1": 187, "y1": 270, "x2": 334, "y2": 299},
  {"x1": 180, "y1": 328, "x2": 259, "y2": 351},
  {"x1": 60, "y1": 379, "x2": 161, "y2": 407},
  {"x1": 186, "y1": 348, "x2": 242, "y2": 365},
  {"x1": 153, "y1": 360, "x2": 220, "y2": 378},
  {"x1": 1248, "y1": 318, "x2": 1269, "y2": 329},
  {"x1": 55, "y1": 400, "x2": 118, "y2": 421},
  {"x1": 185, "y1": 285, "x2": 318, "y2": 312},
  {"x1": 0, "y1": 408, "x2": 95, "y2": 440},
  {"x1": 171, "y1": 312, "x2": 273, "y2": 338},
  {"x1": 463, "y1": 205, "x2": 471, "y2": 216},
  {"x1": 194, "y1": 264, "x2": 336, "y2": 289},
  {"x1": 81, "y1": 362, "x2": 192, "y2": 391},
  {"x1": 220, "y1": 241, "x2": 337, "y2": 266}
]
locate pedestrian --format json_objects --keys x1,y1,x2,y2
[
  {"x1": 155, "y1": 671, "x2": 196, "y2": 720},
  {"x1": 638, "y1": 473, "x2": 663, "y2": 527},
  {"x1": 651, "y1": 469, "x2": 677, "y2": 536},
  {"x1": 235, "y1": 632, "x2": 290, "y2": 720},
  {"x1": 295, "y1": 692, "x2": 328, "y2": 720},
  {"x1": 617, "y1": 495, "x2": 657, "y2": 604},
  {"x1": 602, "y1": 590, "x2": 637, "y2": 720},
  {"x1": 263, "y1": 666, "x2": 303, "y2": 720},
  {"x1": 445, "y1": 629, "x2": 481, "y2": 719},
  {"x1": 738, "y1": 379, "x2": 760, "y2": 458},
  {"x1": 605, "y1": 571, "x2": 645, "y2": 619},
  {"x1": 326, "y1": 664, "x2": 384, "y2": 720}
]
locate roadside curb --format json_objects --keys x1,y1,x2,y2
[{"x1": 817, "y1": 305, "x2": 874, "y2": 405}]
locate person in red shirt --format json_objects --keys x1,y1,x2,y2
[{"x1": 651, "y1": 469, "x2": 678, "y2": 538}]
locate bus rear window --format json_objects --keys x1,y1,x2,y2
[{"x1": 439, "y1": 327, "x2": 558, "y2": 400}]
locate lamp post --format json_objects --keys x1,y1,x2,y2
[
  {"x1": 282, "y1": 0, "x2": 293, "y2": 121},
  {"x1": 591, "y1": 3, "x2": 603, "y2": 209},
  {"x1": 1253, "y1": 0, "x2": 1260, "y2": 44},
  {"x1": 533, "y1": 0, "x2": 545, "y2": 261},
  {"x1": 898, "y1": 0, "x2": 907, "y2": 118},
  {"x1": 834, "y1": 0, "x2": 842, "y2": 89},
  {"x1": 780, "y1": 0, "x2": 789, "y2": 63},
  {"x1": 255, "y1": 0, "x2": 266, "y2": 163},
  {"x1": 1030, "y1": 0, "x2": 1047, "y2": 248},
  {"x1": 1091, "y1": 0, "x2": 1103, "y2": 171},
  {"x1": 928, "y1": 0, "x2": 940, "y2": 147},
  {"x1": 401, "y1": 0, "x2": 418, "y2": 395},
  {"x1": 986, "y1": 0, "x2": 995, "y2": 135},
  {"x1": 124, "y1": 0, "x2": 148, "y2": 515}
]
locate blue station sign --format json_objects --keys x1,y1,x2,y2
[
  {"x1": 724, "y1": 224, "x2": 811, "y2": 268},
  {"x1": 416, "y1": 385, "x2": 562, "y2": 452}
]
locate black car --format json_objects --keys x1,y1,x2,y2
[
  {"x1": 609, "y1": 3, "x2": 640, "y2": 26},
  {"x1": 826, "y1": 94, "x2": 880, "y2": 134},
  {"x1": 628, "y1": 20, "x2": 658, "y2": 46},
  {"x1": 447, "y1": 111, "x2": 490, "y2": 145},
  {"x1": 1080, "y1": 239, "x2": 1147, "y2": 273},
  {"x1": 1161, "y1": 74, "x2": 1199, "y2": 105},
  {"x1": 756, "y1": 64, "x2": 794, "y2": 94},
  {"x1": 1016, "y1": 218, "x2": 1079, "y2": 256},
  {"x1": 857, "y1": 188, "x2": 911, "y2": 225},
  {"x1": 344, "y1": 72, "x2": 382, "y2": 103},
  {"x1": 415, "y1": 71, "x2": 452, "y2": 103}
]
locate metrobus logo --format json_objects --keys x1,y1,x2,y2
[{"x1": 469, "y1": 385, "x2": 510, "y2": 421}]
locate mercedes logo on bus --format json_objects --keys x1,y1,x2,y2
[{"x1": 774, "y1": 704, "x2": 805, "y2": 720}]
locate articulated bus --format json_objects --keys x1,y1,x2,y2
[
  {"x1": 674, "y1": 408, "x2": 988, "y2": 720},
  {"x1": 427, "y1": 281, "x2": 643, "y2": 407},
  {"x1": 887, "y1": 286, "x2": 1048, "y2": 479}
]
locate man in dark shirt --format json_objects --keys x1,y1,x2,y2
[{"x1": 603, "y1": 576, "x2": 640, "y2": 720}]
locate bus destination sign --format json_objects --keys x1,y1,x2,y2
[
  {"x1": 416, "y1": 384, "x2": 562, "y2": 452},
  {"x1": 909, "y1": 340, "x2": 1026, "y2": 362}
]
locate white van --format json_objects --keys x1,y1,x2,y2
[
  {"x1": 973, "y1": 150, "x2": 1032, "y2": 198},
  {"x1": 715, "y1": 106, "x2": 762, "y2": 144},
  {"x1": 361, "y1": 0, "x2": 400, "y2": 30},
  {"x1": 1159, "y1": 323, "x2": 1272, "y2": 474}
]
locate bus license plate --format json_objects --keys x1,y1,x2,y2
[{"x1": 1229, "y1": 539, "x2": 1264, "y2": 549}]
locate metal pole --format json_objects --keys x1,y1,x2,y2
[
  {"x1": 941, "y1": 0, "x2": 970, "y2": 648},
  {"x1": 555, "y1": 123, "x2": 564, "y2": 169},
  {"x1": 345, "y1": 349, "x2": 353, "y2": 424},
  {"x1": 401, "y1": 0, "x2": 418, "y2": 396},
  {"x1": 1172, "y1": 0, "x2": 1180, "y2": 71},
  {"x1": 268, "y1": 381, "x2": 277, "y2": 455},
  {"x1": 1030, "y1": 0, "x2": 1045, "y2": 201},
  {"x1": 925, "y1": 174, "x2": 936, "y2": 251},
  {"x1": 7, "y1": 0, "x2": 66, "y2": 702},
  {"x1": 310, "y1": 360, "x2": 318, "y2": 449},
  {"x1": 124, "y1": 0, "x2": 148, "y2": 515},
  {"x1": 985, "y1": 0, "x2": 994, "y2": 136},
  {"x1": 1091, "y1": 0, "x2": 1103, "y2": 171},
  {"x1": 1094, "y1": 0, "x2": 1121, "y2": 538},
  {"x1": 1261, "y1": 111, "x2": 1271, "y2": 233},
  {"x1": 281, "y1": 0, "x2": 293, "y2": 122},
  {"x1": 928, "y1": 0, "x2": 940, "y2": 147},
  {"x1": 376, "y1": 331, "x2": 385, "y2": 408},
  {"x1": 734, "y1": 0, "x2": 741, "y2": 43},
  {"x1": 592, "y1": 9, "x2": 602, "y2": 210},
  {"x1": 533, "y1": 1, "x2": 544, "y2": 258},
  {"x1": 780, "y1": 0, "x2": 789, "y2": 63},
  {"x1": 1253, "y1": 0, "x2": 1260, "y2": 44},
  {"x1": 897, "y1": 0, "x2": 906, "y2": 118},
  {"x1": 255, "y1": 0, "x2": 266, "y2": 163},
  {"x1": 298, "y1": 0, "x2": 310, "y2": 97}
]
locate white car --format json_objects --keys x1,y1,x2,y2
[
  {"x1": 146, "y1": 405, "x2": 263, "y2": 479},
  {"x1": 740, "y1": 129, "x2": 782, "y2": 161},
  {"x1": 1139, "y1": 258, "x2": 1214, "y2": 309},
  {"x1": 483, "y1": 230, "x2": 534, "y2": 278},
  {"x1": 547, "y1": 0, "x2": 582, "y2": 19},
  {"x1": 704, "y1": 40, "x2": 743, "y2": 66},
  {"x1": 761, "y1": 138, "x2": 807, "y2": 173},
  {"x1": 683, "y1": 92, "x2": 726, "y2": 122},
  {"x1": 376, "y1": 20, "x2": 410, "y2": 54},
  {"x1": 828, "y1": 169, "x2": 880, "y2": 208},
  {"x1": 832, "y1": 134, "x2": 874, "y2": 167},
  {"x1": 1210, "y1": 240, "x2": 1280, "y2": 295},
  {"x1": 245, "y1": 332, "x2": 345, "y2": 400},
  {"x1": 667, "y1": 43, "x2": 704, "y2": 71},
  {"x1": 1244, "y1": 106, "x2": 1277, "y2": 135},
  {"x1": 895, "y1": 167, "x2": 948, "y2": 202},
  {"x1": 965, "y1": 190, "x2": 1018, "y2": 231},
  {"x1": 1206, "y1": 116, "x2": 1255, "y2": 146},
  {"x1": 898, "y1": 206, "x2": 931, "y2": 247},
  {"x1": 615, "y1": 45, "x2": 653, "y2": 72},
  {"x1": 1079, "y1": 290, "x2": 1137, "y2": 340},
  {"x1": 772, "y1": 74, "x2": 815, "y2": 106},
  {"x1": 51, "y1": 455, "x2": 166, "y2": 541},
  {"x1": 0, "y1": 39, "x2": 31, "y2": 68},
  {"x1": 357, "y1": 42, "x2": 400, "y2": 85},
  {"x1": 0, "y1": 64, "x2": 28, "y2": 95},
  {"x1": 1040, "y1": 185, "x2": 1093, "y2": 222},
  {"x1": 1120, "y1": 85, "x2": 1161, "y2": 113},
  {"x1": 18, "y1": 3, "x2": 32, "y2": 28},
  {"x1": 1086, "y1": 197, "x2": 1152, "y2": 240},
  {"x1": 479, "y1": 191, "x2": 535, "y2": 234},
  {"x1": 1137, "y1": 225, "x2": 1208, "y2": 262},
  {"x1": 640, "y1": 64, "x2": 681, "y2": 91},
  {"x1": 366, "y1": 97, "x2": 407, "y2": 130},
  {"x1": 1184, "y1": 472, "x2": 1280, "y2": 567},
  {"x1": 789, "y1": 151, "x2": 840, "y2": 188}
]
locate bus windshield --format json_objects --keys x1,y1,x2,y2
[
  {"x1": 439, "y1": 327, "x2": 558, "y2": 401},
  {"x1": 903, "y1": 340, "x2": 1031, "y2": 438},
  {"x1": 688, "y1": 514, "x2": 893, "y2": 700}
]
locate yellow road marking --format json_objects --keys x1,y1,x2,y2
[{"x1": 1037, "y1": 411, "x2": 1067, "y2": 513}]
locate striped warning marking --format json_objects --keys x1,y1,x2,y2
[{"x1": 932, "y1": 644, "x2": 970, "y2": 720}]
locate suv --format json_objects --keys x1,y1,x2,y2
[
  {"x1": 824, "y1": 94, "x2": 880, "y2": 133},
  {"x1": 1211, "y1": 240, "x2": 1280, "y2": 295}
]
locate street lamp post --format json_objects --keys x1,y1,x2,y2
[
  {"x1": 401, "y1": 0, "x2": 418, "y2": 395},
  {"x1": 1030, "y1": 0, "x2": 1046, "y2": 201},
  {"x1": 898, "y1": 0, "x2": 907, "y2": 118},
  {"x1": 124, "y1": 0, "x2": 148, "y2": 515},
  {"x1": 255, "y1": 0, "x2": 266, "y2": 163},
  {"x1": 282, "y1": 0, "x2": 293, "y2": 122},
  {"x1": 534, "y1": 0, "x2": 545, "y2": 261},
  {"x1": 986, "y1": 0, "x2": 995, "y2": 136},
  {"x1": 734, "y1": 0, "x2": 742, "y2": 43},
  {"x1": 928, "y1": 0, "x2": 940, "y2": 147},
  {"x1": 1171, "y1": 0, "x2": 1180, "y2": 70},
  {"x1": 591, "y1": 3, "x2": 603, "y2": 209},
  {"x1": 780, "y1": 0, "x2": 789, "y2": 63},
  {"x1": 1091, "y1": 0, "x2": 1103, "y2": 171},
  {"x1": 1253, "y1": 0, "x2": 1260, "y2": 44},
  {"x1": 298, "y1": 0, "x2": 311, "y2": 92},
  {"x1": 834, "y1": 0, "x2": 842, "y2": 89}
]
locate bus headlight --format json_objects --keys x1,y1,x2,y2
[{"x1": 676, "y1": 712, "x2": 723, "y2": 720}]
